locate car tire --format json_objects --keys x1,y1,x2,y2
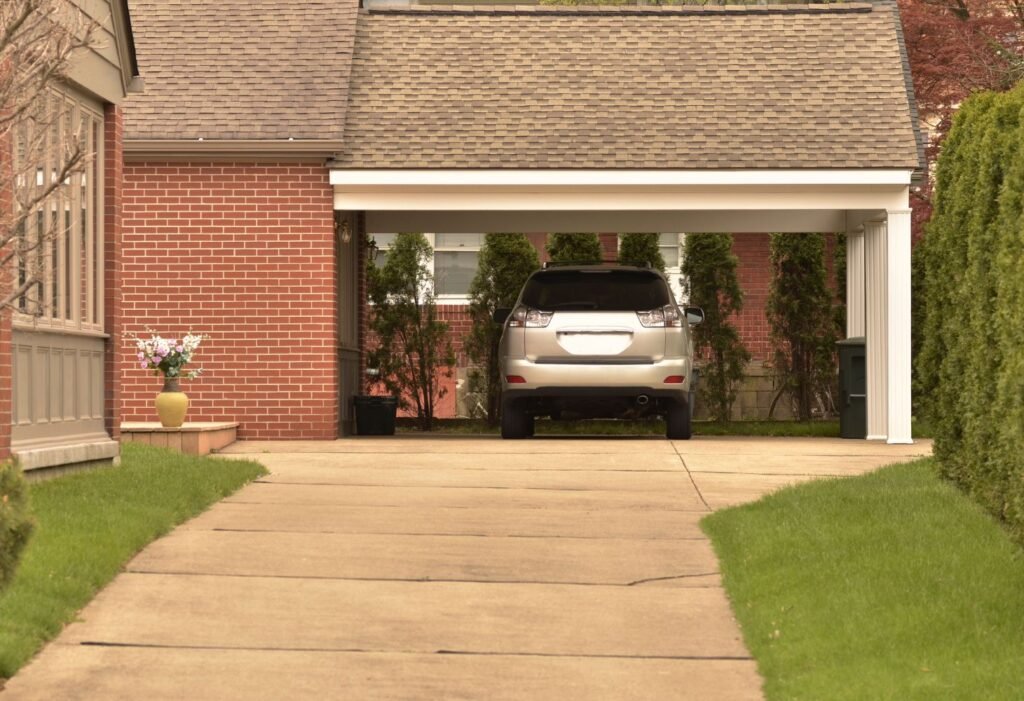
[
  {"x1": 501, "y1": 401, "x2": 531, "y2": 439},
  {"x1": 666, "y1": 399, "x2": 692, "y2": 440}
]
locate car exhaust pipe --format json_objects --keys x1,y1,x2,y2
[{"x1": 636, "y1": 395, "x2": 650, "y2": 406}]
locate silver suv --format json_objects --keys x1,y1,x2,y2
[{"x1": 496, "y1": 265, "x2": 703, "y2": 440}]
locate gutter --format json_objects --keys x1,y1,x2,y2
[{"x1": 125, "y1": 139, "x2": 345, "y2": 161}]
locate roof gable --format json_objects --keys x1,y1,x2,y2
[{"x1": 336, "y1": 2, "x2": 922, "y2": 170}]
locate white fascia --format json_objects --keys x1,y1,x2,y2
[{"x1": 330, "y1": 170, "x2": 914, "y2": 187}]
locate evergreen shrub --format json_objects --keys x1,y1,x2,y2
[
  {"x1": 465, "y1": 234, "x2": 540, "y2": 424},
  {"x1": 918, "y1": 82, "x2": 1024, "y2": 544},
  {"x1": 618, "y1": 233, "x2": 665, "y2": 271},
  {"x1": 0, "y1": 458, "x2": 33, "y2": 592},
  {"x1": 546, "y1": 233, "x2": 603, "y2": 265},
  {"x1": 681, "y1": 233, "x2": 749, "y2": 421}
]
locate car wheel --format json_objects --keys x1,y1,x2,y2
[
  {"x1": 501, "y1": 401, "x2": 530, "y2": 439},
  {"x1": 666, "y1": 399, "x2": 692, "y2": 440}
]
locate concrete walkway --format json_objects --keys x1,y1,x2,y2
[{"x1": 5, "y1": 436, "x2": 930, "y2": 700}]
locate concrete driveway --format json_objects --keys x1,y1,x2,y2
[{"x1": 5, "y1": 436, "x2": 930, "y2": 700}]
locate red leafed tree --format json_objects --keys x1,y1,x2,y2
[{"x1": 898, "y1": 0, "x2": 1024, "y2": 234}]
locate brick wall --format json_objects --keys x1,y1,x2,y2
[
  {"x1": 120, "y1": 161, "x2": 339, "y2": 439},
  {"x1": 731, "y1": 233, "x2": 773, "y2": 361}
]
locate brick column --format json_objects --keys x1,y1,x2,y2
[
  {"x1": 103, "y1": 105, "x2": 123, "y2": 441},
  {"x1": 357, "y1": 211, "x2": 368, "y2": 393}
]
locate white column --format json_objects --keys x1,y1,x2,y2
[
  {"x1": 846, "y1": 226, "x2": 866, "y2": 338},
  {"x1": 885, "y1": 209, "x2": 913, "y2": 444},
  {"x1": 864, "y1": 219, "x2": 887, "y2": 440}
]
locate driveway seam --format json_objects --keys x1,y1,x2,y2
[{"x1": 671, "y1": 443, "x2": 712, "y2": 512}]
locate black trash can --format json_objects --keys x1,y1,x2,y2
[
  {"x1": 353, "y1": 395, "x2": 398, "y2": 436},
  {"x1": 837, "y1": 337, "x2": 867, "y2": 439}
]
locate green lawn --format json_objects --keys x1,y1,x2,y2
[
  {"x1": 0, "y1": 443, "x2": 266, "y2": 680},
  {"x1": 701, "y1": 458, "x2": 1024, "y2": 700}
]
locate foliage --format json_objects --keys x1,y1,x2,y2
[
  {"x1": 0, "y1": 460, "x2": 33, "y2": 594},
  {"x1": 917, "y1": 82, "x2": 1024, "y2": 545},
  {"x1": 681, "y1": 234, "x2": 750, "y2": 421},
  {"x1": 367, "y1": 233, "x2": 456, "y2": 431},
  {"x1": 545, "y1": 233, "x2": 603, "y2": 265},
  {"x1": 833, "y1": 232, "x2": 847, "y2": 335},
  {"x1": 897, "y1": 0, "x2": 1024, "y2": 234},
  {"x1": 766, "y1": 234, "x2": 838, "y2": 421},
  {"x1": 703, "y1": 458, "x2": 1024, "y2": 700},
  {"x1": 617, "y1": 233, "x2": 665, "y2": 271},
  {"x1": 0, "y1": 443, "x2": 266, "y2": 679},
  {"x1": 1, "y1": 0, "x2": 98, "y2": 311},
  {"x1": 464, "y1": 234, "x2": 540, "y2": 425},
  {"x1": 127, "y1": 331, "x2": 206, "y2": 379}
]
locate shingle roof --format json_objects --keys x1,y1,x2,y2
[
  {"x1": 124, "y1": 0, "x2": 358, "y2": 142},
  {"x1": 335, "y1": 3, "x2": 922, "y2": 170}
]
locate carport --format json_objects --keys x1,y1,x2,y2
[{"x1": 330, "y1": 1, "x2": 923, "y2": 444}]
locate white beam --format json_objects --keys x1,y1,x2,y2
[
  {"x1": 886, "y1": 209, "x2": 914, "y2": 444},
  {"x1": 864, "y1": 219, "x2": 888, "y2": 440},
  {"x1": 331, "y1": 169, "x2": 914, "y2": 187},
  {"x1": 846, "y1": 226, "x2": 866, "y2": 337},
  {"x1": 366, "y1": 209, "x2": 848, "y2": 234}
]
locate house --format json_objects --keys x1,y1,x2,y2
[
  {"x1": 1, "y1": 0, "x2": 140, "y2": 472},
  {"x1": 120, "y1": 0, "x2": 923, "y2": 442}
]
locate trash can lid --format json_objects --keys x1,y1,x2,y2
[{"x1": 836, "y1": 336, "x2": 866, "y2": 346}]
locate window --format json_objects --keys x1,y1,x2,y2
[
  {"x1": 433, "y1": 233, "x2": 483, "y2": 298},
  {"x1": 12, "y1": 89, "x2": 104, "y2": 333},
  {"x1": 369, "y1": 233, "x2": 483, "y2": 302},
  {"x1": 659, "y1": 233, "x2": 682, "y2": 270}
]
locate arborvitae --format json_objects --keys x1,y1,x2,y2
[
  {"x1": 0, "y1": 459, "x2": 33, "y2": 592},
  {"x1": 465, "y1": 234, "x2": 540, "y2": 424},
  {"x1": 366, "y1": 233, "x2": 456, "y2": 430},
  {"x1": 920, "y1": 81, "x2": 1024, "y2": 546},
  {"x1": 546, "y1": 233, "x2": 603, "y2": 265},
  {"x1": 766, "y1": 233, "x2": 838, "y2": 421},
  {"x1": 681, "y1": 233, "x2": 749, "y2": 421},
  {"x1": 618, "y1": 233, "x2": 665, "y2": 271}
]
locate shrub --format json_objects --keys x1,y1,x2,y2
[
  {"x1": 367, "y1": 233, "x2": 456, "y2": 431},
  {"x1": 546, "y1": 233, "x2": 603, "y2": 265},
  {"x1": 681, "y1": 233, "x2": 749, "y2": 421},
  {"x1": 617, "y1": 233, "x2": 665, "y2": 271},
  {"x1": 465, "y1": 234, "x2": 540, "y2": 424},
  {"x1": 918, "y1": 81, "x2": 1024, "y2": 545},
  {"x1": 0, "y1": 458, "x2": 33, "y2": 592},
  {"x1": 766, "y1": 233, "x2": 838, "y2": 421}
]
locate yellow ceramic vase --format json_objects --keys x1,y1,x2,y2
[{"x1": 155, "y1": 377, "x2": 189, "y2": 428}]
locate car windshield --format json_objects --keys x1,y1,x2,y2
[{"x1": 520, "y1": 270, "x2": 671, "y2": 312}]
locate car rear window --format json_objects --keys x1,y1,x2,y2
[{"x1": 520, "y1": 270, "x2": 671, "y2": 312}]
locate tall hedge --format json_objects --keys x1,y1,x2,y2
[
  {"x1": 681, "y1": 233, "x2": 749, "y2": 421},
  {"x1": 465, "y1": 234, "x2": 540, "y2": 424},
  {"x1": 766, "y1": 233, "x2": 838, "y2": 421},
  {"x1": 918, "y1": 82, "x2": 1024, "y2": 544},
  {"x1": 0, "y1": 459, "x2": 33, "y2": 591},
  {"x1": 618, "y1": 233, "x2": 665, "y2": 271},
  {"x1": 546, "y1": 233, "x2": 603, "y2": 265}
]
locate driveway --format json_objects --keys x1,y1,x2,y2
[{"x1": 5, "y1": 436, "x2": 930, "y2": 700}]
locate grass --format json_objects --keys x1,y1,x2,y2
[
  {"x1": 701, "y1": 458, "x2": 1024, "y2": 700},
  {"x1": 0, "y1": 443, "x2": 266, "y2": 680},
  {"x1": 397, "y1": 417, "x2": 935, "y2": 438}
]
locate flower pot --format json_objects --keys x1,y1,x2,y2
[
  {"x1": 155, "y1": 378, "x2": 189, "y2": 428},
  {"x1": 353, "y1": 395, "x2": 397, "y2": 435}
]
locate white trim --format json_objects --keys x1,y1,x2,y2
[
  {"x1": 331, "y1": 169, "x2": 914, "y2": 187},
  {"x1": 885, "y1": 208, "x2": 914, "y2": 445}
]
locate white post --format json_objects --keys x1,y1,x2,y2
[
  {"x1": 885, "y1": 209, "x2": 913, "y2": 444},
  {"x1": 864, "y1": 219, "x2": 888, "y2": 440},
  {"x1": 846, "y1": 226, "x2": 866, "y2": 338}
]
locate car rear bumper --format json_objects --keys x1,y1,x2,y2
[{"x1": 501, "y1": 357, "x2": 693, "y2": 392}]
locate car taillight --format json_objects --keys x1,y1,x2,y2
[
  {"x1": 506, "y1": 375, "x2": 527, "y2": 384},
  {"x1": 508, "y1": 305, "x2": 553, "y2": 328},
  {"x1": 637, "y1": 305, "x2": 682, "y2": 328}
]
